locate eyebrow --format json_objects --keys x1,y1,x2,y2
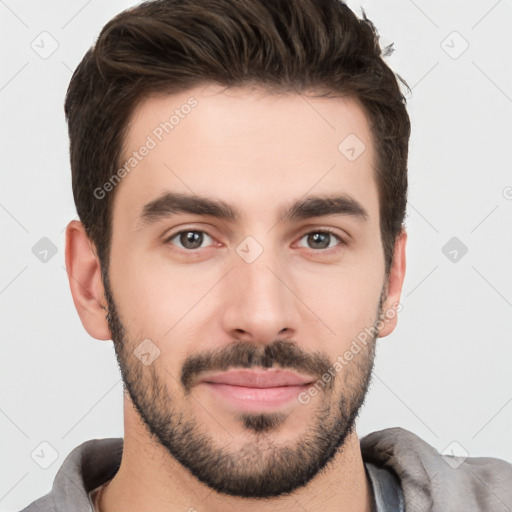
[{"x1": 138, "y1": 191, "x2": 368, "y2": 227}]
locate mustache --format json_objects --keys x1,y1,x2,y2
[{"x1": 181, "y1": 339, "x2": 333, "y2": 393}]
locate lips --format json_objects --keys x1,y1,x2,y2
[
  {"x1": 198, "y1": 369, "x2": 316, "y2": 412},
  {"x1": 199, "y1": 368, "x2": 315, "y2": 388}
]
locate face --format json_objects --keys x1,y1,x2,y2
[{"x1": 102, "y1": 85, "x2": 398, "y2": 498}]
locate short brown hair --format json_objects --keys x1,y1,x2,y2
[{"x1": 65, "y1": 0, "x2": 410, "y2": 276}]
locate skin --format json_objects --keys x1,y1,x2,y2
[{"x1": 66, "y1": 84, "x2": 407, "y2": 512}]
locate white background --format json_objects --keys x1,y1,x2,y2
[{"x1": 1, "y1": 0, "x2": 511, "y2": 510}]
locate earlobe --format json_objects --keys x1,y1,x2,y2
[
  {"x1": 378, "y1": 229, "x2": 407, "y2": 338},
  {"x1": 64, "y1": 220, "x2": 112, "y2": 341}
]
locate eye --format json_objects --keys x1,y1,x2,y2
[
  {"x1": 297, "y1": 230, "x2": 344, "y2": 250},
  {"x1": 165, "y1": 230, "x2": 215, "y2": 250}
]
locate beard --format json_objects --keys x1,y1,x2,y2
[{"x1": 103, "y1": 270, "x2": 384, "y2": 499}]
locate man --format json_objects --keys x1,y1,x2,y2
[{"x1": 21, "y1": 0, "x2": 512, "y2": 510}]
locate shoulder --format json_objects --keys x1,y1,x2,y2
[
  {"x1": 360, "y1": 427, "x2": 512, "y2": 511},
  {"x1": 19, "y1": 494, "x2": 56, "y2": 512},
  {"x1": 19, "y1": 437, "x2": 123, "y2": 512}
]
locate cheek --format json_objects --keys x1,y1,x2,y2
[
  {"x1": 290, "y1": 258, "x2": 383, "y2": 344},
  {"x1": 109, "y1": 259, "x2": 207, "y2": 376},
  {"x1": 109, "y1": 248, "x2": 221, "y2": 338}
]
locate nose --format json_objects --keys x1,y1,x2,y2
[{"x1": 220, "y1": 251, "x2": 301, "y2": 345}]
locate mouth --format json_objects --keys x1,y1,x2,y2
[{"x1": 197, "y1": 368, "x2": 316, "y2": 411}]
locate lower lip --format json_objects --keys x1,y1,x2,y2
[{"x1": 201, "y1": 382, "x2": 311, "y2": 411}]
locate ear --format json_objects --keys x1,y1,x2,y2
[
  {"x1": 378, "y1": 229, "x2": 407, "y2": 338},
  {"x1": 64, "y1": 220, "x2": 111, "y2": 341}
]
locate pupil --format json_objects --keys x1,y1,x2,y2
[
  {"x1": 181, "y1": 231, "x2": 203, "y2": 249},
  {"x1": 309, "y1": 232, "x2": 329, "y2": 249}
]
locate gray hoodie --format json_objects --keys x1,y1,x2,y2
[
  {"x1": 360, "y1": 427, "x2": 512, "y2": 511},
  {"x1": 19, "y1": 427, "x2": 512, "y2": 511}
]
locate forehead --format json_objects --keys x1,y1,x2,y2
[{"x1": 113, "y1": 84, "x2": 378, "y2": 227}]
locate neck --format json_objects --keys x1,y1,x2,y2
[{"x1": 101, "y1": 396, "x2": 373, "y2": 512}]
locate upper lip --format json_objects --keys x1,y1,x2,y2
[{"x1": 199, "y1": 369, "x2": 315, "y2": 388}]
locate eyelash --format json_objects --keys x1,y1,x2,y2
[{"x1": 163, "y1": 228, "x2": 346, "y2": 252}]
